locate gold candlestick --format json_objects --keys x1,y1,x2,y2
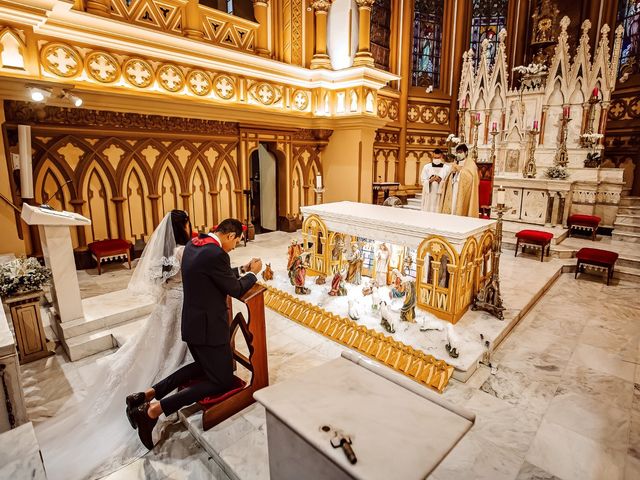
[
  {"x1": 523, "y1": 127, "x2": 540, "y2": 178},
  {"x1": 489, "y1": 129, "x2": 499, "y2": 163},
  {"x1": 471, "y1": 115, "x2": 481, "y2": 163},
  {"x1": 314, "y1": 187, "x2": 325, "y2": 205},
  {"x1": 472, "y1": 188, "x2": 507, "y2": 320},
  {"x1": 458, "y1": 107, "x2": 468, "y2": 144}
]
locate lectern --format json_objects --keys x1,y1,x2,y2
[{"x1": 21, "y1": 204, "x2": 91, "y2": 324}]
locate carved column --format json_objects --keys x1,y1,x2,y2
[
  {"x1": 111, "y1": 197, "x2": 126, "y2": 240},
  {"x1": 70, "y1": 199, "x2": 87, "y2": 247},
  {"x1": 253, "y1": 0, "x2": 270, "y2": 57},
  {"x1": 397, "y1": 0, "x2": 415, "y2": 185},
  {"x1": 184, "y1": 0, "x2": 204, "y2": 40},
  {"x1": 353, "y1": 0, "x2": 375, "y2": 67},
  {"x1": 310, "y1": 0, "x2": 332, "y2": 70},
  {"x1": 86, "y1": 0, "x2": 111, "y2": 17}
]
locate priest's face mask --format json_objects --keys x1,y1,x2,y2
[{"x1": 432, "y1": 154, "x2": 443, "y2": 165}]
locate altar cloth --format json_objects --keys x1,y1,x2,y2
[{"x1": 301, "y1": 201, "x2": 495, "y2": 249}]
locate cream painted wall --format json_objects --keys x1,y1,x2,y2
[
  {"x1": 327, "y1": 0, "x2": 358, "y2": 70},
  {"x1": 322, "y1": 126, "x2": 376, "y2": 204},
  {"x1": 258, "y1": 144, "x2": 277, "y2": 231},
  {"x1": 0, "y1": 106, "x2": 27, "y2": 256}
]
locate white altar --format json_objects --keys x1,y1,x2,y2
[
  {"x1": 254, "y1": 352, "x2": 474, "y2": 480},
  {"x1": 301, "y1": 202, "x2": 496, "y2": 324},
  {"x1": 458, "y1": 18, "x2": 625, "y2": 227}
]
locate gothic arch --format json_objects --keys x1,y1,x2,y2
[
  {"x1": 82, "y1": 162, "x2": 117, "y2": 243},
  {"x1": 121, "y1": 161, "x2": 153, "y2": 241},
  {"x1": 157, "y1": 161, "x2": 181, "y2": 216},
  {"x1": 189, "y1": 161, "x2": 211, "y2": 229}
]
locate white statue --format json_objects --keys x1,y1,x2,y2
[
  {"x1": 348, "y1": 298, "x2": 362, "y2": 321},
  {"x1": 371, "y1": 286, "x2": 381, "y2": 312},
  {"x1": 445, "y1": 323, "x2": 461, "y2": 358},
  {"x1": 379, "y1": 301, "x2": 396, "y2": 334},
  {"x1": 375, "y1": 243, "x2": 390, "y2": 286}
]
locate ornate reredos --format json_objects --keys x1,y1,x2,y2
[{"x1": 457, "y1": 17, "x2": 625, "y2": 144}]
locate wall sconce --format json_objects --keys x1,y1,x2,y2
[
  {"x1": 62, "y1": 90, "x2": 83, "y2": 107},
  {"x1": 27, "y1": 86, "x2": 52, "y2": 102}
]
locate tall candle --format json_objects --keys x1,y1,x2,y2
[
  {"x1": 592, "y1": 87, "x2": 599, "y2": 98},
  {"x1": 533, "y1": 120, "x2": 539, "y2": 130},
  {"x1": 316, "y1": 174, "x2": 322, "y2": 189},
  {"x1": 496, "y1": 186, "x2": 506, "y2": 206},
  {"x1": 476, "y1": 113, "x2": 481, "y2": 122},
  {"x1": 492, "y1": 122, "x2": 497, "y2": 132}
]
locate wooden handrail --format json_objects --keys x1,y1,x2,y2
[{"x1": 0, "y1": 193, "x2": 20, "y2": 213}]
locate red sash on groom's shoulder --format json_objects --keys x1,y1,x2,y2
[{"x1": 191, "y1": 235, "x2": 220, "y2": 247}]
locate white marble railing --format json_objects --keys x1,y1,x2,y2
[{"x1": 0, "y1": 300, "x2": 28, "y2": 433}]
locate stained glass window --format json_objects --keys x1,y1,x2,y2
[
  {"x1": 617, "y1": 0, "x2": 640, "y2": 80},
  {"x1": 412, "y1": 0, "x2": 445, "y2": 89},
  {"x1": 469, "y1": 0, "x2": 509, "y2": 69},
  {"x1": 370, "y1": 0, "x2": 392, "y2": 71}
]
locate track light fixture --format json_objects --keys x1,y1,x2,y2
[
  {"x1": 28, "y1": 86, "x2": 52, "y2": 102},
  {"x1": 62, "y1": 90, "x2": 83, "y2": 107}
]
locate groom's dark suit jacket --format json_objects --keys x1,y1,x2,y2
[{"x1": 181, "y1": 234, "x2": 257, "y2": 347}]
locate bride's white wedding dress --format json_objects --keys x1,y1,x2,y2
[{"x1": 36, "y1": 242, "x2": 188, "y2": 480}]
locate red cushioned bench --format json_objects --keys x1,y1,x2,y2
[
  {"x1": 575, "y1": 248, "x2": 618, "y2": 285},
  {"x1": 515, "y1": 229, "x2": 554, "y2": 262},
  {"x1": 568, "y1": 214, "x2": 601, "y2": 241},
  {"x1": 88, "y1": 239, "x2": 132, "y2": 275}
]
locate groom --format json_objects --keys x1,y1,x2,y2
[{"x1": 126, "y1": 218, "x2": 262, "y2": 449}]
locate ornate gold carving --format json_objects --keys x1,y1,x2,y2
[
  {"x1": 263, "y1": 285, "x2": 453, "y2": 393},
  {"x1": 200, "y1": 9, "x2": 256, "y2": 52},
  {"x1": 213, "y1": 74, "x2": 236, "y2": 100},
  {"x1": 4, "y1": 101, "x2": 239, "y2": 136},
  {"x1": 292, "y1": 90, "x2": 309, "y2": 111},
  {"x1": 123, "y1": 58, "x2": 154, "y2": 88},
  {"x1": 291, "y1": 0, "x2": 303, "y2": 65},
  {"x1": 86, "y1": 51, "x2": 120, "y2": 83},
  {"x1": 387, "y1": 100, "x2": 399, "y2": 121},
  {"x1": 355, "y1": 0, "x2": 375, "y2": 7},
  {"x1": 187, "y1": 70, "x2": 212, "y2": 96},
  {"x1": 311, "y1": 0, "x2": 332, "y2": 12},
  {"x1": 157, "y1": 64, "x2": 185, "y2": 92},
  {"x1": 41, "y1": 43, "x2": 82, "y2": 78},
  {"x1": 377, "y1": 98, "x2": 388, "y2": 118},
  {"x1": 249, "y1": 82, "x2": 282, "y2": 106}
]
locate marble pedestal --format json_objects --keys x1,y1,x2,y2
[
  {"x1": 254, "y1": 352, "x2": 474, "y2": 480},
  {"x1": 0, "y1": 422, "x2": 47, "y2": 479}
]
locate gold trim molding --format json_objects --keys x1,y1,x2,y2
[{"x1": 263, "y1": 285, "x2": 454, "y2": 393}]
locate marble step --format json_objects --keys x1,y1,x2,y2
[
  {"x1": 612, "y1": 230, "x2": 640, "y2": 243},
  {"x1": 58, "y1": 289, "x2": 154, "y2": 339},
  {"x1": 619, "y1": 196, "x2": 640, "y2": 207},
  {"x1": 617, "y1": 206, "x2": 640, "y2": 215},
  {"x1": 615, "y1": 214, "x2": 640, "y2": 226},
  {"x1": 614, "y1": 222, "x2": 640, "y2": 234}
]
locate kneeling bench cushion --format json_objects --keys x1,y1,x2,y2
[
  {"x1": 568, "y1": 214, "x2": 601, "y2": 240},
  {"x1": 576, "y1": 248, "x2": 618, "y2": 285},
  {"x1": 515, "y1": 230, "x2": 554, "y2": 262},
  {"x1": 180, "y1": 375, "x2": 247, "y2": 408},
  {"x1": 88, "y1": 239, "x2": 132, "y2": 274}
]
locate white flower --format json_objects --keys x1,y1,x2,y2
[
  {"x1": 446, "y1": 134, "x2": 461, "y2": 144},
  {"x1": 513, "y1": 63, "x2": 548, "y2": 75}
]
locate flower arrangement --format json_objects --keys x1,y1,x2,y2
[
  {"x1": 0, "y1": 257, "x2": 52, "y2": 298},
  {"x1": 544, "y1": 165, "x2": 569, "y2": 180},
  {"x1": 513, "y1": 63, "x2": 548, "y2": 89}
]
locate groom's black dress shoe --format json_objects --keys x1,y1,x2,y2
[
  {"x1": 126, "y1": 392, "x2": 146, "y2": 429},
  {"x1": 133, "y1": 403, "x2": 158, "y2": 450}
]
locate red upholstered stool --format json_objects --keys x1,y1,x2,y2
[
  {"x1": 197, "y1": 376, "x2": 247, "y2": 408},
  {"x1": 515, "y1": 230, "x2": 554, "y2": 262},
  {"x1": 568, "y1": 214, "x2": 601, "y2": 241},
  {"x1": 575, "y1": 248, "x2": 618, "y2": 285},
  {"x1": 88, "y1": 239, "x2": 132, "y2": 274}
]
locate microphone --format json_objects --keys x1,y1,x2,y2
[{"x1": 41, "y1": 179, "x2": 73, "y2": 210}]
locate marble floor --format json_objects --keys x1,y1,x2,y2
[{"x1": 19, "y1": 232, "x2": 640, "y2": 480}]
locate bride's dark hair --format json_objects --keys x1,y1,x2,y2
[{"x1": 170, "y1": 210, "x2": 191, "y2": 246}]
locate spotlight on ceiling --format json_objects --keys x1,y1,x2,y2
[
  {"x1": 63, "y1": 90, "x2": 83, "y2": 107},
  {"x1": 28, "y1": 86, "x2": 52, "y2": 102}
]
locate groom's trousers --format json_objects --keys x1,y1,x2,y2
[{"x1": 152, "y1": 343, "x2": 234, "y2": 416}]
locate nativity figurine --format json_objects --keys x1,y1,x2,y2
[
  {"x1": 315, "y1": 274, "x2": 326, "y2": 285},
  {"x1": 288, "y1": 251, "x2": 311, "y2": 295},
  {"x1": 287, "y1": 239, "x2": 303, "y2": 271},
  {"x1": 345, "y1": 245, "x2": 363, "y2": 285},
  {"x1": 374, "y1": 243, "x2": 390, "y2": 286},
  {"x1": 400, "y1": 279, "x2": 416, "y2": 323},
  {"x1": 328, "y1": 269, "x2": 347, "y2": 296},
  {"x1": 261, "y1": 263, "x2": 274, "y2": 281}
]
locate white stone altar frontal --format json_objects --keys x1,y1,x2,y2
[
  {"x1": 301, "y1": 201, "x2": 496, "y2": 251},
  {"x1": 254, "y1": 351, "x2": 474, "y2": 480}
]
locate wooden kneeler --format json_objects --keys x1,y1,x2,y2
[{"x1": 200, "y1": 284, "x2": 269, "y2": 431}]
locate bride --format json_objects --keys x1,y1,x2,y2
[{"x1": 36, "y1": 210, "x2": 192, "y2": 480}]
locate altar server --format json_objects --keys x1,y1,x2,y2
[
  {"x1": 420, "y1": 148, "x2": 451, "y2": 212},
  {"x1": 439, "y1": 144, "x2": 480, "y2": 218}
]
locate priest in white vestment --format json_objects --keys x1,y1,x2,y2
[
  {"x1": 439, "y1": 144, "x2": 480, "y2": 218},
  {"x1": 420, "y1": 148, "x2": 451, "y2": 212}
]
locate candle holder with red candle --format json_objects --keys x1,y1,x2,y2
[
  {"x1": 523, "y1": 124, "x2": 540, "y2": 178},
  {"x1": 471, "y1": 112, "x2": 482, "y2": 163}
]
